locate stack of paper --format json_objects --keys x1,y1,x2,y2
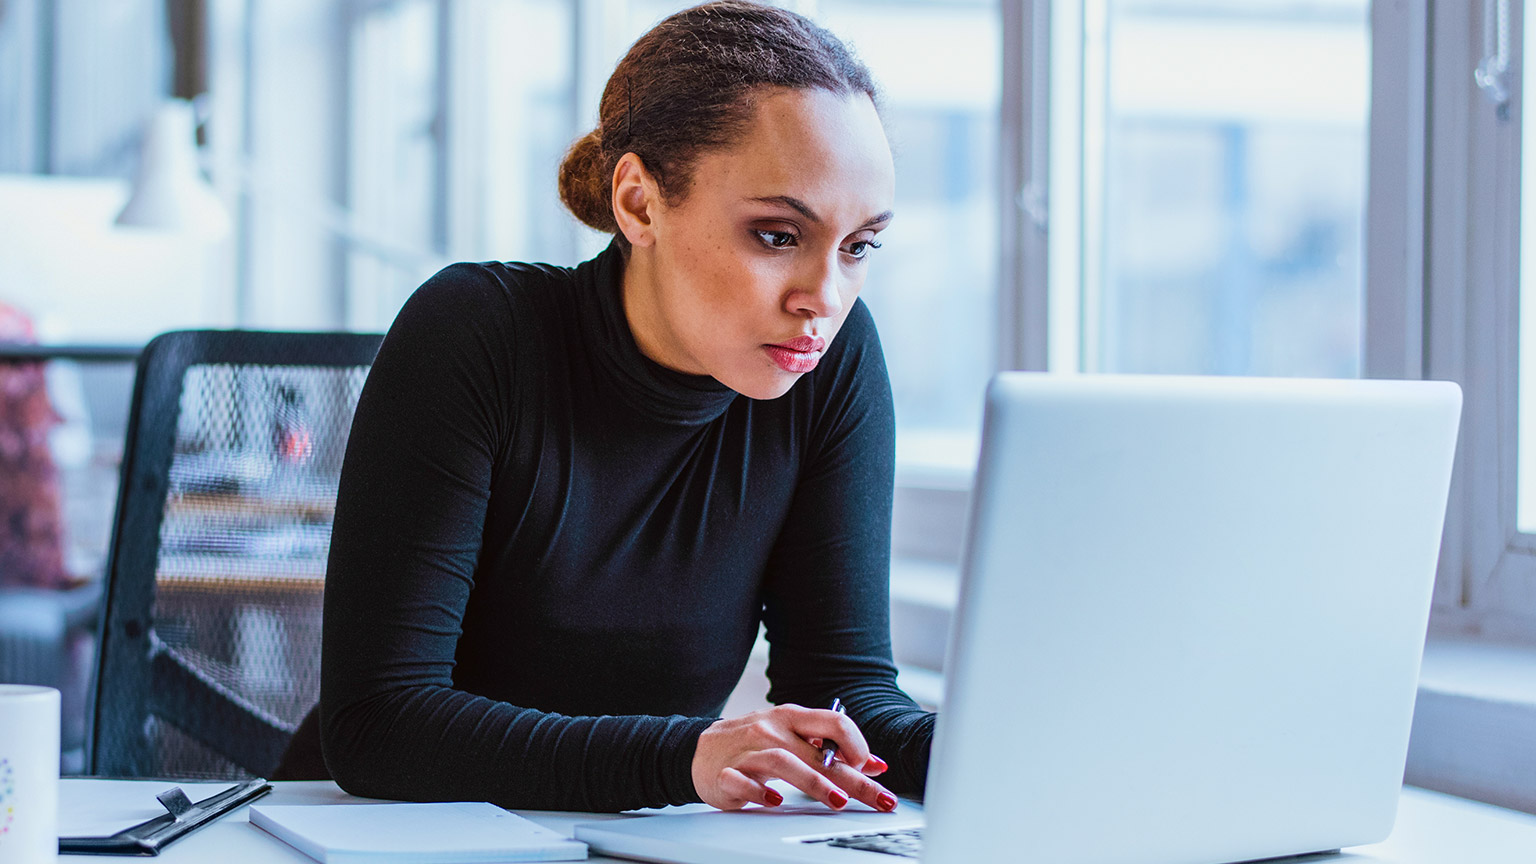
[{"x1": 249, "y1": 802, "x2": 588, "y2": 863}]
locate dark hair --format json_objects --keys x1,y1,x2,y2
[{"x1": 557, "y1": 1, "x2": 879, "y2": 241}]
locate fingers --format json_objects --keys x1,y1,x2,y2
[
  {"x1": 715, "y1": 767, "x2": 783, "y2": 810},
  {"x1": 851, "y1": 752, "x2": 890, "y2": 775},
  {"x1": 788, "y1": 705, "x2": 888, "y2": 775},
  {"x1": 739, "y1": 742, "x2": 898, "y2": 813},
  {"x1": 815, "y1": 743, "x2": 890, "y2": 776},
  {"x1": 789, "y1": 708, "x2": 897, "y2": 812},
  {"x1": 738, "y1": 747, "x2": 851, "y2": 810},
  {"x1": 824, "y1": 758, "x2": 899, "y2": 813},
  {"x1": 691, "y1": 706, "x2": 897, "y2": 813}
]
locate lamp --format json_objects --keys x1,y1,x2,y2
[{"x1": 114, "y1": 99, "x2": 231, "y2": 238}]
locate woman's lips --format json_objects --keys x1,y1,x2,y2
[
  {"x1": 773, "y1": 335, "x2": 825, "y2": 353},
  {"x1": 764, "y1": 335, "x2": 827, "y2": 373}
]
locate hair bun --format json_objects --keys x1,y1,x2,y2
[{"x1": 558, "y1": 129, "x2": 619, "y2": 234}]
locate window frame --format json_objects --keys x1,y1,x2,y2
[{"x1": 1426, "y1": 0, "x2": 1536, "y2": 636}]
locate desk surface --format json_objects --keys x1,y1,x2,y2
[{"x1": 59, "y1": 779, "x2": 1536, "y2": 863}]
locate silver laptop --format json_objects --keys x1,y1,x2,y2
[{"x1": 576, "y1": 373, "x2": 1462, "y2": 864}]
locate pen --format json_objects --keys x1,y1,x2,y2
[{"x1": 821, "y1": 697, "x2": 844, "y2": 768}]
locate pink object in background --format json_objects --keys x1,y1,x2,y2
[{"x1": 0, "y1": 301, "x2": 68, "y2": 589}]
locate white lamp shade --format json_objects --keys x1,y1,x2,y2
[{"x1": 115, "y1": 100, "x2": 231, "y2": 237}]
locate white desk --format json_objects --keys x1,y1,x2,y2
[{"x1": 59, "y1": 779, "x2": 1536, "y2": 862}]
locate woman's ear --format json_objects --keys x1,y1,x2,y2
[{"x1": 612, "y1": 153, "x2": 659, "y2": 248}]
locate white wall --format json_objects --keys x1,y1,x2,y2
[{"x1": 0, "y1": 174, "x2": 236, "y2": 342}]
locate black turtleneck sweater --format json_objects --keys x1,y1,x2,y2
[{"x1": 318, "y1": 242, "x2": 934, "y2": 812}]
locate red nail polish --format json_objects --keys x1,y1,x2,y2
[
  {"x1": 829, "y1": 789, "x2": 848, "y2": 809},
  {"x1": 864, "y1": 755, "x2": 889, "y2": 773},
  {"x1": 876, "y1": 792, "x2": 897, "y2": 812},
  {"x1": 765, "y1": 789, "x2": 784, "y2": 807}
]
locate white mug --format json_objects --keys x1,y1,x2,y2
[{"x1": 0, "y1": 685, "x2": 60, "y2": 864}]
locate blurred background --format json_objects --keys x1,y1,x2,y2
[{"x1": 0, "y1": 0, "x2": 1369, "y2": 771}]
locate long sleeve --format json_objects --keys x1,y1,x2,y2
[
  {"x1": 319, "y1": 264, "x2": 712, "y2": 812},
  {"x1": 758, "y1": 304, "x2": 937, "y2": 797}
]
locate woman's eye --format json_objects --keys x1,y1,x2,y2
[
  {"x1": 756, "y1": 230, "x2": 797, "y2": 249},
  {"x1": 844, "y1": 239, "x2": 883, "y2": 259}
]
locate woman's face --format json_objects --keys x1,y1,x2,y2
[{"x1": 617, "y1": 87, "x2": 895, "y2": 400}]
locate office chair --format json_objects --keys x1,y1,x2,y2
[{"x1": 88, "y1": 330, "x2": 382, "y2": 779}]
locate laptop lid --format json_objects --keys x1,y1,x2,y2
[{"x1": 923, "y1": 373, "x2": 1461, "y2": 864}]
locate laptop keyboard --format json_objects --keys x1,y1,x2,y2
[{"x1": 805, "y1": 826, "x2": 924, "y2": 858}]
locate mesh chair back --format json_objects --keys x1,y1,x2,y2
[{"x1": 90, "y1": 331, "x2": 381, "y2": 779}]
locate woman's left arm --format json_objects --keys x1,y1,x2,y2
[{"x1": 758, "y1": 301, "x2": 937, "y2": 797}]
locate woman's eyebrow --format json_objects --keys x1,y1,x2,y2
[
  {"x1": 748, "y1": 195, "x2": 894, "y2": 230},
  {"x1": 860, "y1": 210, "x2": 895, "y2": 229}
]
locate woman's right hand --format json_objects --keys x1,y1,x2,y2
[{"x1": 690, "y1": 704, "x2": 897, "y2": 812}]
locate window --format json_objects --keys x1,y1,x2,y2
[
  {"x1": 212, "y1": 0, "x2": 357, "y2": 329},
  {"x1": 893, "y1": 0, "x2": 1375, "y2": 561},
  {"x1": 467, "y1": 0, "x2": 580, "y2": 265},
  {"x1": 346, "y1": 0, "x2": 445, "y2": 329},
  {"x1": 1058, "y1": 0, "x2": 1370, "y2": 379},
  {"x1": 822, "y1": 0, "x2": 1001, "y2": 474},
  {"x1": 1440, "y1": 0, "x2": 1536, "y2": 631}
]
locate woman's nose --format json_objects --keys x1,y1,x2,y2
[{"x1": 789, "y1": 254, "x2": 844, "y2": 320}]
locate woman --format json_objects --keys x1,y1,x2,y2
[{"x1": 303, "y1": 0, "x2": 935, "y2": 814}]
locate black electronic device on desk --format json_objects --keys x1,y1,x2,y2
[{"x1": 60, "y1": 778, "x2": 270, "y2": 856}]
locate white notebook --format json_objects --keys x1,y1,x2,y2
[{"x1": 249, "y1": 802, "x2": 588, "y2": 863}]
